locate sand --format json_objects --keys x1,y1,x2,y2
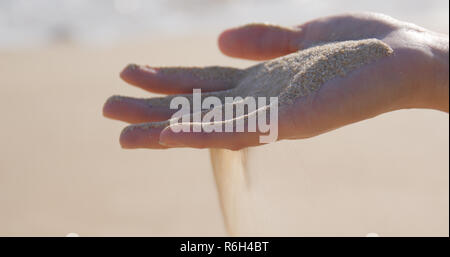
[
  {"x1": 233, "y1": 39, "x2": 392, "y2": 106},
  {"x1": 0, "y1": 35, "x2": 448, "y2": 236},
  {"x1": 277, "y1": 39, "x2": 393, "y2": 104},
  {"x1": 158, "y1": 66, "x2": 245, "y2": 85},
  {"x1": 210, "y1": 149, "x2": 250, "y2": 236}
]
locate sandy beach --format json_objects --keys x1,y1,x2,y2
[{"x1": 0, "y1": 34, "x2": 448, "y2": 236}]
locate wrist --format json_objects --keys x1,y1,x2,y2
[
  {"x1": 407, "y1": 32, "x2": 449, "y2": 112},
  {"x1": 424, "y1": 33, "x2": 448, "y2": 112}
]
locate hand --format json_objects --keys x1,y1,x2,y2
[{"x1": 103, "y1": 13, "x2": 449, "y2": 150}]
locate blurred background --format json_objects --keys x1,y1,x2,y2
[
  {"x1": 0, "y1": 0, "x2": 448, "y2": 236},
  {"x1": 0, "y1": 0, "x2": 448, "y2": 49}
]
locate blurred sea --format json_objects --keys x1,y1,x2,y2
[{"x1": 0, "y1": 0, "x2": 448, "y2": 49}]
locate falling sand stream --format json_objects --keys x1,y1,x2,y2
[{"x1": 209, "y1": 148, "x2": 250, "y2": 236}]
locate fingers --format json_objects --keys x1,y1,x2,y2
[
  {"x1": 160, "y1": 104, "x2": 280, "y2": 150},
  {"x1": 103, "y1": 95, "x2": 177, "y2": 123},
  {"x1": 119, "y1": 101, "x2": 281, "y2": 150},
  {"x1": 120, "y1": 64, "x2": 244, "y2": 94},
  {"x1": 118, "y1": 108, "x2": 213, "y2": 149},
  {"x1": 218, "y1": 23, "x2": 303, "y2": 61},
  {"x1": 103, "y1": 89, "x2": 234, "y2": 123},
  {"x1": 120, "y1": 121, "x2": 170, "y2": 149}
]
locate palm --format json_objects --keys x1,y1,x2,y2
[{"x1": 103, "y1": 13, "x2": 442, "y2": 150}]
